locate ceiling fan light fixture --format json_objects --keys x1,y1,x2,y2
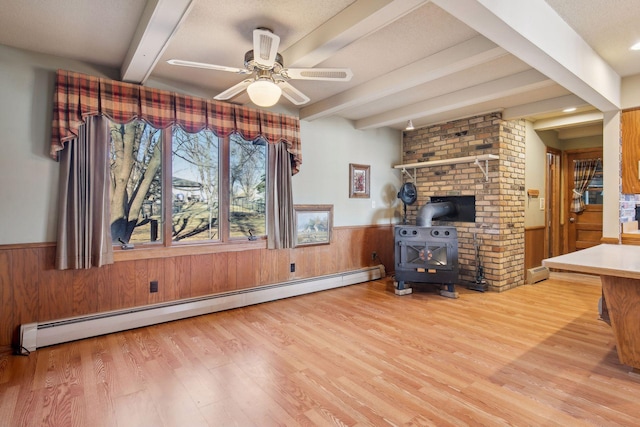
[
  {"x1": 247, "y1": 79, "x2": 282, "y2": 107},
  {"x1": 405, "y1": 120, "x2": 415, "y2": 131}
]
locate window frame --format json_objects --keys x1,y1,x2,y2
[{"x1": 112, "y1": 125, "x2": 269, "y2": 259}]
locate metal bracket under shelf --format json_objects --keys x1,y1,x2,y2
[
  {"x1": 474, "y1": 158, "x2": 490, "y2": 182},
  {"x1": 394, "y1": 154, "x2": 498, "y2": 182},
  {"x1": 400, "y1": 167, "x2": 415, "y2": 182}
]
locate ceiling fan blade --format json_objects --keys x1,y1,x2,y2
[
  {"x1": 279, "y1": 81, "x2": 310, "y2": 105},
  {"x1": 214, "y1": 79, "x2": 253, "y2": 100},
  {"x1": 282, "y1": 68, "x2": 353, "y2": 81},
  {"x1": 167, "y1": 59, "x2": 251, "y2": 75},
  {"x1": 253, "y1": 28, "x2": 280, "y2": 68}
]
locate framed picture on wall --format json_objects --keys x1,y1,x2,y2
[
  {"x1": 349, "y1": 163, "x2": 370, "y2": 198},
  {"x1": 294, "y1": 204, "x2": 333, "y2": 247}
]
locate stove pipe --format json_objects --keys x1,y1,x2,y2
[{"x1": 416, "y1": 201, "x2": 455, "y2": 227}]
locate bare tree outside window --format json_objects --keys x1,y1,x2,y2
[
  {"x1": 109, "y1": 120, "x2": 162, "y2": 244},
  {"x1": 109, "y1": 123, "x2": 267, "y2": 246},
  {"x1": 230, "y1": 134, "x2": 266, "y2": 238},
  {"x1": 171, "y1": 127, "x2": 219, "y2": 242}
]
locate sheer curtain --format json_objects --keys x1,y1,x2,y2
[
  {"x1": 571, "y1": 158, "x2": 601, "y2": 213},
  {"x1": 56, "y1": 116, "x2": 113, "y2": 269},
  {"x1": 267, "y1": 142, "x2": 295, "y2": 248}
]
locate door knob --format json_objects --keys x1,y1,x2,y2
[{"x1": 569, "y1": 217, "x2": 575, "y2": 223}]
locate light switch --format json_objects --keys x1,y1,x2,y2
[{"x1": 539, "y1": 197, "x2": 545, "y2": 210}]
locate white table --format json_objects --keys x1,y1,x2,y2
[{"x1": 543, "y1": 244, "x2": 640, "y2": 372}]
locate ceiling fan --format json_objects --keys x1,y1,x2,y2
[{"x1": 167, "y1": 28, "x2": 353, "y2": 107}]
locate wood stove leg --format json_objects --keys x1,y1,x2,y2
[
  {"x1": 439, "y1": 284, "x2": 459, "y2": 299},
  {"x1": 394, "y1": 280, "x2": 413, "y2": 295}
]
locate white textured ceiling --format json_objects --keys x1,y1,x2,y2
[
  {"x1": 545, "y1": 0, "x2": 640, "y2": 77},
  {"x1": 0, "y1": 0, "x2": 638, "y2": 137}
]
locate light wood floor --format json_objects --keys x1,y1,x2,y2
[{"x1": 1, "y1": 273, "x2": 639, "y2": 426}]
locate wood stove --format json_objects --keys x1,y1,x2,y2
[
  {"x1": 392, "y1": 197, "x2": 471, "y2": 297},
  {"x1": 394, "y1": 225, "x2": 459, "y2": 295}
]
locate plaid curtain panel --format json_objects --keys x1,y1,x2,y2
[
  {"x1": 571, "y1": 159, "x2": 600, "y2": 213},
  {"x1": 51, "y1": 69, "x2": 302, "y2": 174}
]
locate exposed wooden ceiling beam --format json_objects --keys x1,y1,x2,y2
[
  {"x1": 282, "y1": 0, "x2": 426, "y2": 67},
  {"x1": 502, "y1": 94, "x2": 590, "y2": 120},
  {"x1": 533, "y1": 111, "x2": 604, "y2": 131},
  {"x1": 355, "y1": 69, "x2": 552, "y2": 129},
  {"x1": 430, "y1": 0, "x2": 620, "y2": 112},
  {"x1": 121, "y1": 0, "x2": 194, "y2": 84},
  {"x1": 300, "y1": 36, "x2": 507, "y2": 121}
]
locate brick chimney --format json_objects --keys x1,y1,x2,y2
[{"x1": 402, "y1": 112, "x2": 525, "y2": 291}]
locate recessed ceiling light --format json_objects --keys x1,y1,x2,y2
[
  {"x1": 631, "y1": 41, "x2": 640, "y2": 51},
  {"x1": 563, "y1": 107, "x2": 577, "y2": 113}
]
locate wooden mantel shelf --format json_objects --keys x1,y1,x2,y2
[{"x1": 394, "y1": 154, "x2": 499, "y2": 182}]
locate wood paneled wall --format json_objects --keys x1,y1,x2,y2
[
  {"x1": 524, "y1": 226, "x2": 545, "y2": 273},
  {"x1": 0, "y1": 225, "x2": 395, "y2": 349},
  {"x1": 621, "y1": 233, "x2": 640, "y2": 245}
]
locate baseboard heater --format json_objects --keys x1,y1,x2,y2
[{"x1": 20, "y1": 265, "x2": 384, "y2": 353}]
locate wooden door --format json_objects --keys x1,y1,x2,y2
[
  {"x1": 545, "y1": 148, "x2": 562, "y2": 258},
  {"x1": 564, "y1": 148, "x2": 603, "y2": 253}
]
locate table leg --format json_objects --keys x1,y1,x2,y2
[{"x1": 601, "y1": 275, "x2": 640, "y2": 371}]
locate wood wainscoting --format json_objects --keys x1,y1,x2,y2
[
  {"x1": 524, "y1": 226, "x2": 545, "y2": 273},
  {"x1": 619, "y1": 234, "x2": 639, "y2": 245},
  {"x1": 0, "y1": 225, "x2": 394, "y2": 349}
]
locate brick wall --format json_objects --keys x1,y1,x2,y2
[{"x1": 402, "y1": 113, "x2": 525, "y2": 291}]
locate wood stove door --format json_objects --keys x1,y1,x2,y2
[{"x1": 564, "y1": 148, "x2": 603, "y2": 253}]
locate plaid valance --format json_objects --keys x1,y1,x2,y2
[{"x1": 50, "y1": 69, "x2": 302, "y2": 173}]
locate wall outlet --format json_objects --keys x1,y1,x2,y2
[{"x1": 150, "y1": 280, "x2": 158, "y2": 293}]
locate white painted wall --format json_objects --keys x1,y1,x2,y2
[
  {"x1": 558, "y1": 135, "x2": 603, "y2": 151},
  {"x1": 0, "y1": 44, "x2": 403, "y2": 244},
  {"x1": 602, "y1": 111, "x2": 621, "y2": 240},
  {"x1": 622, "y1": 75, "x2": 640, "y2": 110},
  {"x1": 524, "y1": 121, "x2": 547, "y2": 228},
  {"x1": 294, "y1": 117, "x2": 403, "y2": 226},
  {"x1": 0, "y1": 44, "x2": 120, "y2": 244}
]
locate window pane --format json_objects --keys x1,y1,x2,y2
[
  {"x1": 229, "y1": 134, "x2": 266, "y2": 238},
  {"x1": 172, "y1": 127, "x2": 219, "y2": 242},
  {"x1": 109, "y1": 120, "x2": 163, "y2": 244},
  {"x1": 583, "y1": 162, "x2": 603, "y2": 206}
]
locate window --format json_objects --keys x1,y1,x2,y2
[
  {"x1": 229, "y1": 134, "x2": 266, "y2": 238},
  {"x1": 172, "y1": 127, "x2": 219, "y2": 242},
  {"x1": 109, "y1": 121, "x2": 163, "y2": 245},
  {"x1": 109, "y1": 119, "x2": 267, "y2": 246},
  {"x1": 582, "y1": 161, "x2": 603, "y2": 206}
]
